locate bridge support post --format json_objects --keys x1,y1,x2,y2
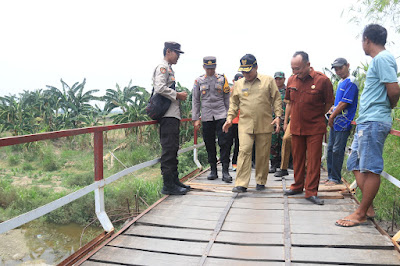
[
  {"x1": 94, "y1": 131, "x2": 114, "y2": 232},
  {"x1": 193, "y1": 127, "x2": 202, "y2": 169}
]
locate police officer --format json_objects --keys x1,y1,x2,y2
[
  {"x1": 192, "y1": 56, "x2": 233, "y2": 183},
  {"x1": 153, "y1": 41, "x2": 189, "y2": 195}
]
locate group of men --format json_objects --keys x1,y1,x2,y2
[{"x1": 152, "y1": 24, "x2": 400, "y2": 227}]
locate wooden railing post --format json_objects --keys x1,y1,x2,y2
[{"x1": 93, "y1": 131, "x2": 113, "y2": 232}]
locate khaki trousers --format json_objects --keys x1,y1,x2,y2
[
  {"x1": 280, "y1": 122, "x2": 292, "y2": 170},
  {"x1": 235, "y1": 132, "x2": 272, "y2": 188}
]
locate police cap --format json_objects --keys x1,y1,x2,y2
[
  {"x1": 164, "y1": 42, "x2": 184, "y2": 54},
  {"x1": 203, "y1": 56, "x2": 217, "y2": 69}
]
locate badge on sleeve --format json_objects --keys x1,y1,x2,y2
[{"x1": 160, "y1": 67, "x2": 167, "y2": 74}]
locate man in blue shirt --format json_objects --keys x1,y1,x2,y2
[
  {"x1": 325, "y1": 58, "x2": 358, "y2": 185},
  {"x1": 336, "y1": 24, "x2": 400, "y2": 227}
]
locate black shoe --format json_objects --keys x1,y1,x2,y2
[
  {"x1": 232, "y1": 186, "x2": 247, "y2": 193},
  {"x1": 207, "y1": 163, "x2": 218, "y2": 180},
  {"x1": 306, "y1": 196, "x2": 324, "y2": 205},
  {"x1": 173, "y1": 172, "x2": 191, "y2": 191},
  {"x1": 256, "y1": 184, "x2": 266, "y2": 191},
  {"x1": 284, "y1": 189, "x2": 303, "y2": 195},
  {"x1": 161, "y1": 174, "x2": 187, "y2": 195},
  {"x1": 274, "y1": 169, "x2": 289, "y2": 177},
  {"x1": 222, "y1": 164, "x2": 232, "y2": 183},
  {"x1": 269, "y1": 166, "x2": 277, "y2": 173}
]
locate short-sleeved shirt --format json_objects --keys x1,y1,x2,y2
[
  {"x1": 227, "y1": 73, "x2": 283, "y2": 134},
  {"x1": 357, "y1": 50, "x2": 398, "y2": 124},
  {"x1": 285, "y1": 68, "x2": 334, "y2": 135},
  {"x1": 152, "y1": 59, "x2": 180, "y2": 119},
  {"x1": 192, "y1": 74, "x2": 230, "y2": 121},
  {"x1": 332, "y1": 76, "x2": 359, "y2": 131}
]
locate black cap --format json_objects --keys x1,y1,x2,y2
[
  {"x1": 331, "y1": 58, "x2": 348, "y2": 69},
  {"x1": 274, "y1": 71, "x2": 285, "y2": 78},
  {"x1": 238, "y1": 54, "x2": 257, "y2": 72},
  {"x1": 203, "y1": 56, "x2": 216, "y2": 69},
  {"x1": 234, "y1": 73, "x2": 244, "y2": 81},
  {"x1": 164, "y1": 41, "x2": 184, "y2": 54}
]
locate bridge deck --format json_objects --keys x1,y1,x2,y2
[{"x1": 80, "y1": 165, "x2": 400, "y2": 265}]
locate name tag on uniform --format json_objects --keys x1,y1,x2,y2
[{"x1": 242, "y1": 88, "x2": 249, "y2": 97}]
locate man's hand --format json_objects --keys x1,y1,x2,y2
[
  {"x1": 271, "y1": 117, "x2": 280, "y2": 133},
  {"x1": 222, "y1": 120, "x2": 232, "y2": 133},
  {"x1": 177, "y1": 92, "x2": 188, "y2": 101},
  {"x1": 328, "y1": 115, "x2": 335, "y2": 128},
  {"x1": 193, "y1": 120, "x2": 201, "y2": 130}
]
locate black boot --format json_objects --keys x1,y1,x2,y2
[
  {"x1": 222, "y1": 164, "x2": 232, "y2": 183},
  {"x1": 173, "y1": 171, "x2": 191, "y2": 191},
  {"x1": 207, "y1": 163, "x2": 218, "y2": 180},
  {"x1": 161, "y1": 174, "x2": 187, "y2": 195}
]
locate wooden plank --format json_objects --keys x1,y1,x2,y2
[
  {"x1": 222, "y1": 221, "x2": 284, "y2": 233},
  {"x1": 291, "y1": 247, "x2": 400, "y2": 265},
  {"x1": 145, "y1": 208, "x2": 221, "y2": 221},
  {"x1": 216, "y1": 231, "x2": 283, "y2": 245},
  {"x1": 290, "y1": 210, "x2": 370, "y2": 224},
  {"x1": 226, "y1": 209, "x2": 284, "y2": 224},
  {"x1": 109, "y1": 235, "x2": 206, "y2": 256},
  {"x1": 286, "y1": 191, "x2": 344, "y2": 199},
  {"x1": 205, "y1": 257, "x2": 285, "y2": 266},
  {"x1": 124, "y1": 224, "x2": 212, "y2": 242},
  {"x1": 232, "y1": 202, "x2": 284, "y2": 210},
  {"x1": 89, "y1": 246, "x2": 199, "y2": 265},
  {"x1": 291, "y1": 222, "x2": 382, "y2": 235},
  {"x1": 288, "y1": 198, "x2": 354, "y2": 205},
  {"x1": 81, "y1": 261, "x2": 120, "y2": 266},
  {"x1": 152, "y1": 204, "x2": 225, "y2": 214},
  {"x1": 291, "y1": 233, "x2": 395, "y2": 247},
  {"x1": 289, "y1": 203, "x2": 357, "y2": 212},
  {"x1": 209, "y1": 243, "x2": 284, "y2": 260},
  {"x1": 235, "y1": 197, "x2": 284, "y2": 204},
  {"x1": 137, "y1": 215, "x2": 217, "y2": 230}
]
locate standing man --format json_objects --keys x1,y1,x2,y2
[
  {"x1": 231, "y1": 73, "x2": 244, "y2": 171},
  {"x1": 325, "y1": 58, "x2": 359, "y2": 185},
  {"x1": 153, "y1": 42, "x2": 189, "y2": 195},
  {"x1": 223, "y1": 54, "x2": 282, "y2": 192},
  {"x1": 269, "y1": 71, "x2": 287, "y2": 173},
  {"x1": 192, "y1": 57, "x2": 233, "y2": 183},
  {"x1": 284, "y1": 51, "x2": 334, "y2": 205},
  {"x1": 336, "y1": 24, "x2": 400, "y2": 227}
]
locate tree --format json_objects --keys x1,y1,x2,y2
[{"x1": 346, "y1": 0, "x2": 400, "y2": 33}]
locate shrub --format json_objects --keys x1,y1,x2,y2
[
  {"x1": 22, "y1": 162, "x2": 35, "y2": 171},
  {"x1": 63, "y1": 172, "x2": 94, "y2": 188}
]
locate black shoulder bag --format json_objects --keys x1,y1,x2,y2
[{"x1": 146, "y1": 82, "x2": 175, "y2": 121}]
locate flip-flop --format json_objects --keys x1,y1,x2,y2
[{"x1": 335, "y1": 219, "x2": 368, "y2": 227}]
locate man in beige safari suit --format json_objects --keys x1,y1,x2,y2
[{"x1": 223, "y1": 54, "x2": 282, "y2": 192}]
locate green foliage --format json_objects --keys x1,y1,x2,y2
[
  {"x1": 22, "y1": 162, "x2": 34, "y2": 171},
  {"x1": 40, "y1": 146, "x2": 60, "y2": 172},
  {"x1": 7, "y1": 153, "x2": 20, "y2": 166},
  {"x1": 346, "y1": 0, "x2": 400, "y2": 33}
]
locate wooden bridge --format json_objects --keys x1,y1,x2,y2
[{"x1": 77, "y1": 166, "x2": 400, "y2": 265}]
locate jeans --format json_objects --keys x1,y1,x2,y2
[
  {"x1": 347, "y1": 121, "x2": 391, "y2": 174},
  {"x1": 327, "y1": 128, "x2": 350, "y2": 183}
]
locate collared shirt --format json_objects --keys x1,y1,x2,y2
[
  {"x1": 333, "y1": 76, "x2": 358, "y2": 131},
  {"x1": 152, "y1": 59, "x2": 181, "y2": 119},
  {"x1": 192, "y1": 74, "x2": 230, "y2": 121},
  {"x1": 227, "y1": 73, "x2": 283, "y2": 134},
  {"x1": 285, "y1": 68, "x2": 334, "y2": 135}
]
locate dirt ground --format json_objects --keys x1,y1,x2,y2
[{"x1": 0, "y1": 229, "x2": 29, "y2": 261}]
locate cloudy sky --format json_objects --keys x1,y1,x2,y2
[{"x1": 1, "y1": 0, "x2": 398, "y2": 101}]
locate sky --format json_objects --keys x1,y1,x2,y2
[{"x1": 1, "y1": 0, "x2": 399, "y2": 104}]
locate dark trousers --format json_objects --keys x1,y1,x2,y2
[
  {"x1": 231, "y1": 124, "x2": 239, "y2": 164},
  {"x1": 290, "y1": 134, "x2": 324, "y2": 198},
  {"x1": 202, "y1": 118, "x2": 233, "y2": 164},
  {"x1": 160, "y1": 117, "x2": 180, "y2": 176}
]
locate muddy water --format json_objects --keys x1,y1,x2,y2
[{"x1": 0, "y1": 221, "x2": 103, "y2": 265}]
